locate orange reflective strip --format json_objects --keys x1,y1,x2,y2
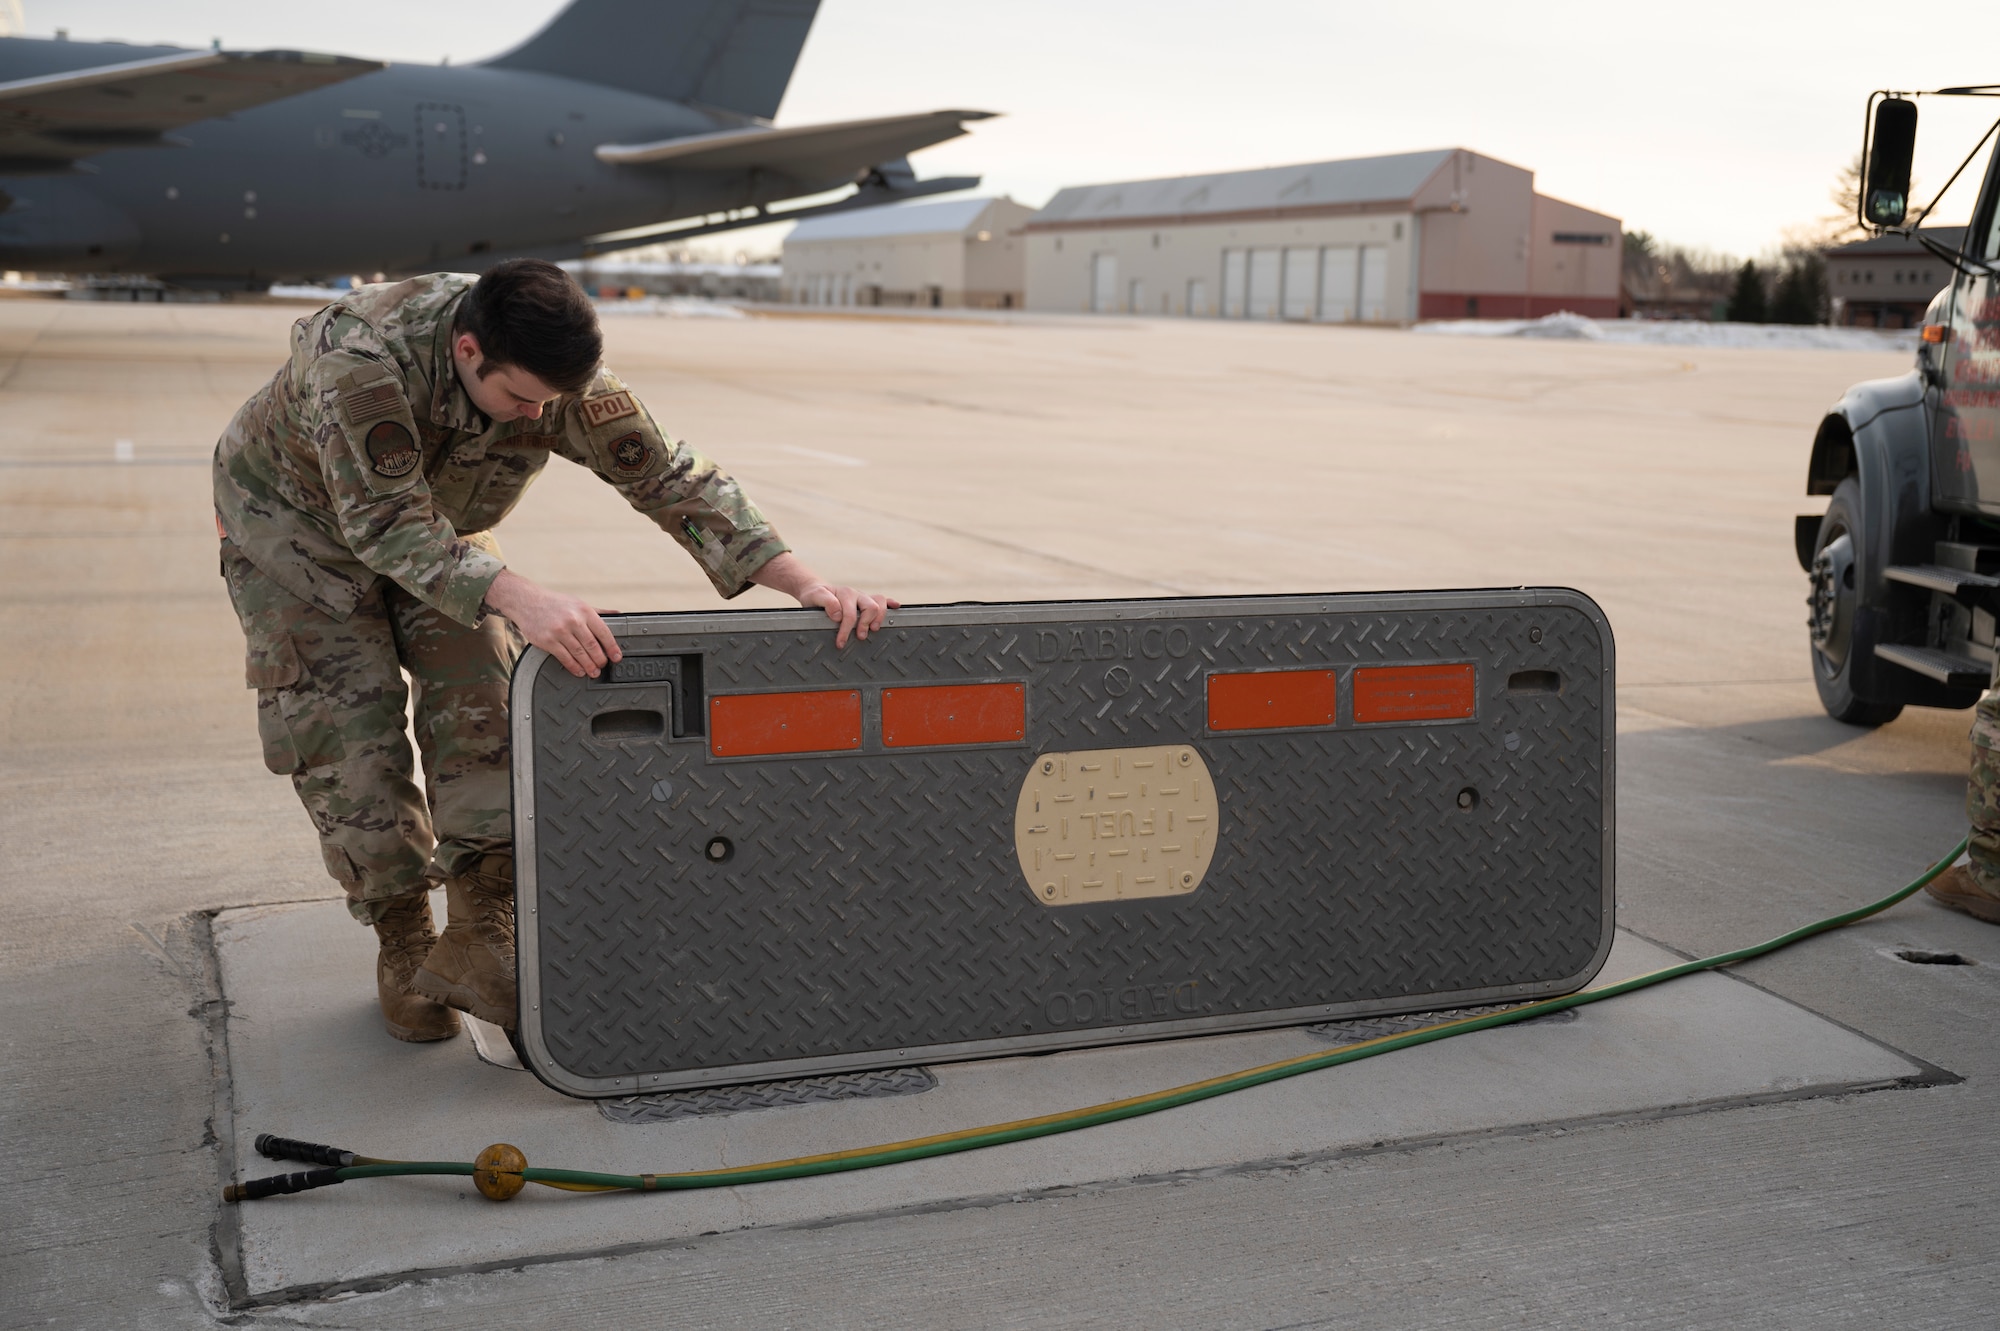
[
  {"x1": 881, "y1": 682, "x2": 1025, "y2": 748},
  {"x1": 1206, "y1": 669, "x2": 1338, "y2": 731},
  {"x1": 709, "y1": 690, "x2": 862, "y2": 757},
  {"x1": 1352, "y1": 663, "x2": 1475, "y2": 723}
]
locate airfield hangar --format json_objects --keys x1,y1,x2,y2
[
  {"x1": 1022, "y1": 148, "x2": 1620, "y2": 324},
  {"x1": 1821, "y1": 226, "x2": 1963, "y2": 329},
  {"x1": 781, "y1": 196, "x2": 1036, "y2": 309}
]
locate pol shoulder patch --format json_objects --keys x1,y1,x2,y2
[{"x1": 582, "y1": 390, "x2": 638, "y2": 429}]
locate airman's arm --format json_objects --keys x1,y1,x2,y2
[
  {"x1": 552, "y1": 371, "x2": 898, "y2": 643},
  {"x1": 304, "y1": 348, "x2": 504, "y2": 627},
  {"x1": 550, "y1": 372, "x2": 789, "y2": 597}
]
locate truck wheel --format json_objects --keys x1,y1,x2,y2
[{"x1": 1808, "y1": 477, "x2": 1902, "y2": 726}]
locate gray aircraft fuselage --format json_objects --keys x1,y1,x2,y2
[{"x1": 0, "y1": 38, "x2": 841, "y2": 283}]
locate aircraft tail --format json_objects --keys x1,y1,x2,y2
[{"x1": 483, "y1": 0, "x2": 819, "y2": 122}]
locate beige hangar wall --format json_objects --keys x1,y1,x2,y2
[
  {"x1": 783, "y1": 232, "x2": 969, "y2": 307},
  {"x1": 1024, "y1": 213, "x2": 1417, "y2": 323}
]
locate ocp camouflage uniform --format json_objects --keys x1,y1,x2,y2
[{"x1": 214, "y1": 274, "x2": 786, "y2": 922}]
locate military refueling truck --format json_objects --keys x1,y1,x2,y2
[{"x1": 1805, "y1": 87, "x2": 2000, "y2": 724}]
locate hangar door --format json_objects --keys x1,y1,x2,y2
[
  {"x1": 1091, "y1": 254, "x2": 1119, "y2": 312},
  {"x1": 1319, "y1": 246, "x2": 1358, "y2": 322},
  {"x1": 1281, "y1": 248, "x2": 1318, "y2": 320},
  {"x1": 1222, "y1": 250, "x2": 1247, "y2": 317},
  {"x1": 1247, "y1": 249, "x2": 1281, "y2": 319},
  {"x1": 1359, "y1": 246, "x2": 1389, "y2": 321}
]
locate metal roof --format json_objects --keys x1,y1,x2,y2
[
  {"x1": 785, "y1": 196, "x2": 1000, "y2": 243},
  {"x1": 1824, "y1": 225, "x2": 1967, "y2": 257},
  {"x1": 1028, "y1": 149, "x2": 1458, "y2": 228}
]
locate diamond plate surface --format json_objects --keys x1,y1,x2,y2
[
  {"x1": 598, "y1": 1066, "x2": 938, "y2": 1124},
  {"x1": 516, "y1": 591, "x2": 1613, "y2": 1096},
  {"x1": 1306, "y1": 1004, "x2": 1579, "y2": 1046}
]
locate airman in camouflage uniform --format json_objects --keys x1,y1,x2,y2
[
  {"x1": 1930, "y1": 677, "x2": 2000, "y2": 923},
  {"x1": 216, "y1": 263, "x2": 895, "y2": 1040}
]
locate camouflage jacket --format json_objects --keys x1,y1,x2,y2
[{"x1": 213, "y1": 273, "x2": 787, "y2": 627}]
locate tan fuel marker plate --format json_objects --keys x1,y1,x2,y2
[{"x1": 1014, "y1": 745, "x2": 1217, "y2": 905}]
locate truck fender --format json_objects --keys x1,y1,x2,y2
[
  {"x1": 1804, "y1": 370, "x2": 1934, "y2": 608},
  {"x1": 1803, "y1": 370, "x2": 1968, "y2": 709}
]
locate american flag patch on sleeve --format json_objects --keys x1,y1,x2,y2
[{"x1": 343, "y1": 379, "x2": 405, "y2": 425}]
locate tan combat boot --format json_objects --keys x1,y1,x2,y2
[
  {"x1": 372, "y1": 893, "x2": 462, "y2": 1043},
  {"x1": 411, "y1": 869, "x2": 518, "y2": 1029},
  {"x1": 1926, "y1": 864, "x2": 2000, "y2": 924}
]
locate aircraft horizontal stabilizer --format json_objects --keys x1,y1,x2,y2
[
  {"x1": 582, "y1": 163, "x2": 983, "y2": 250},
  {"x1": 595, "y1": 109, "x2": 996, "y2": 177},
  {"x1": 0, "y1": 48, "x2": 383, "y2": 170}
]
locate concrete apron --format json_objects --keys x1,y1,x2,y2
[{"x1": 211, "y1": 896, "x2": 1935, "y2": 1304}]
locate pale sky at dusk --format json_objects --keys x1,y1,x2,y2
[{"x1": 19, "y1": 0, "x2": 2000, "y2": 260}]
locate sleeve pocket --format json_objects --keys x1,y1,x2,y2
[{"x1": 699, "y1": 475, "x2": 756, "y2": 532}]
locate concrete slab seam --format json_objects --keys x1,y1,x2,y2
[
  {"x1": 1618, "y1": 922, "x2": 1967, "y2": 1089},
  {"x1": 190, "y1": 907, "x2": 251, "y2": 1314},
  {"x1": 211, "y1": 1063, "x2": 1954, "y2": 1311},
  {"x1": 185, "y1": 882, "x2": 400, "y2": 1314}
]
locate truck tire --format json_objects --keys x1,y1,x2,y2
[{"x1": 1808, "y1": 477, "x2": 1903, "y2": 726}]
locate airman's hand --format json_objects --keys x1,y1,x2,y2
[
  {"x1": 796, "y1": 583, "x2": 900, "y2": 648},
  {"x1": 749, "y1": 552, "x2": 898, "y2": 648},
  {"x1": 484, "y1": 568, "x2": 622, "y2": 678}
]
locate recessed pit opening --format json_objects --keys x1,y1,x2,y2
[
  {"x1": 1456, "y1": 786, "x2": 1480, "y2": 810},
  {"x1": 1892, "y1": 947, "x2": 1974, "y2": 966},
  {"x1": 590, "y1": 708, "x2": 664, "y2": 741},
  {"x1": 704, "y1": 836, "x2": 734, "y2": 864},
  {"x1": 1508, "y1": 670, "x2": 1562, "y2": 695}
]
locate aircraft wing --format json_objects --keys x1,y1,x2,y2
[
  {"x1": 594, "y1": 109, "x2": 996, "y2": 176},
  {"x1": 0, "y1": 48, "x2": 383, "y2": 169}
]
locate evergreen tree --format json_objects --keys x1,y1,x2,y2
[
  {"x1": 1727, "y1": 260, "x2": 1767, "y2": 323},
  {"x1": 1770, "y1": 254, "x2": 1828, "y2": 325}
]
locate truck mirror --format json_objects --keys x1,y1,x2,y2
[{"x1": 1864, "y1": 97, "x2": 1918, "y2": 229}]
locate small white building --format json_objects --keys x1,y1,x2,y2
[
  {"x1": 1023, "y1": 149, "x2": 1620, "y2": 324},
  {"x1": 781, "y1": 196, "x2": 1036, "y2": 309}
]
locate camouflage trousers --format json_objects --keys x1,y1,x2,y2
[
  {"x1": 220, "y1": 539, "x2": 520, "y2": 923},
  {"x1": 1971, "y1": 664, "x2": 2000, "y2": 887}
]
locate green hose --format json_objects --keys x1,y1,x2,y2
[{"x1": 227, "y1": 836, "x2": 1969, "y2": 1203}]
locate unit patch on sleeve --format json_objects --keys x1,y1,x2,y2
[
  {"x1": 610, "y1": 431, "x2": 653, "y2": 477},
  {"x1": 581, "y1": 391, "x2": 638, "y2": 429},
  {"x1": 365, "y1": 420, "x2": 421, "y2": 478}
]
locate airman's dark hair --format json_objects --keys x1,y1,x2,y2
[{"x1": 453, "y1": 258, "x2": 603, "y2": 395}]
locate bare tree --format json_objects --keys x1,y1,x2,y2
[
  {"x1": 1816, "y1": 153, "x2": 1919, "y2": 246},
  {"x1": 1821, "y1": 154, "x2": 1869, "y2": 246}
]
